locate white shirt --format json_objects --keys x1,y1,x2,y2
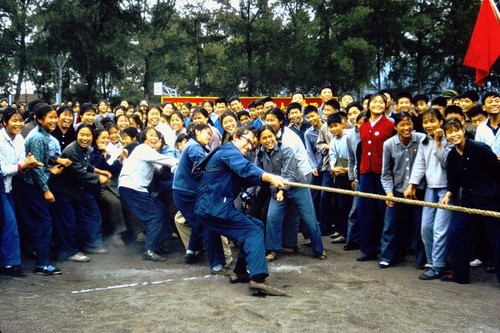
[
  {"x1": 0, "y1": 128, "x2": 26, "y2": 193},
  {"x1": 118, "y1": 144, "x2": 178, "y2": 192}
]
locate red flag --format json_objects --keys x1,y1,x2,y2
[{"x1": 463, "y1": 0, "x2": 500, "y2": 86}]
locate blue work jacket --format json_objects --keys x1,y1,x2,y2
[{"x1": 195, "y1": 142, "x2": 264, "y2": 220}]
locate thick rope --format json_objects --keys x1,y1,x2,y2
[{"x1": 283, "y1": 181, "x2": 500, "y2": 219}]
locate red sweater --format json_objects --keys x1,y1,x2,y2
[{"x1": 359, "y1": 115, "x2": 394, "y2": 174}]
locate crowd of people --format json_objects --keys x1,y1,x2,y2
[{"x1": 0, "y1": 88, "x2": 499, "y2": 296}]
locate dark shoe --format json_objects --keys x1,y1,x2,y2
[
  {"x1": 378, "y1": 261, "x2": 390, "y2": 269},
  {"x1": 211, "y1": 267, "x2": 231, "y2": 276},
  {"x1": 314, "y1": 252, "x2": 327, "y2": 260},
  {"x1": 143, "y1": 250, "x2": 166, "y2": 262},
  {"x1": 356, "y1": 254, "x2": 377, "y2": 262},
  {"x1": 343, "y1": 243, "x2": 360, "y2": 251},
  {"x1": 34, "y1": 265, "x2": 62, "y2": 276},
  {"x1": 302, "y1": 239, "x2": 312, "y2": 247},
  {"x1": 418, "y1": 269, "x2": 443, "y2": 280},
  {"x1": 249, "y1": 280, "x2": 287, "y2": 296},
  {"x1": 184, "y1": 253, "x2": 197, "y2": 264},
  {"x1": 0, "y1": 266, "x2": 26, "y2": 277},
  {"x1": 229, "y1": 272, "x2": 251, "y2": 284},
  {"x1": 329, "y1": 232, "x2": 341, "y2": 238}
]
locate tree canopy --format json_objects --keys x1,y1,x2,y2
[{"x1": 1, "y1": 0, "x2": 499, "y2": 103}]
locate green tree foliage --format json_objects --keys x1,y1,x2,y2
[{"x1": 1, "y1": 0, "x2": 498, "y2": 103}]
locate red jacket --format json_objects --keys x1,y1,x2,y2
[{"x1": 359, "y1": 115, "x2": 394, "y2": 174}]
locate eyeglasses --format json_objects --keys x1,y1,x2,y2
[{"x1": 240, "y1": 135, "x2": 255, "y2": 149}]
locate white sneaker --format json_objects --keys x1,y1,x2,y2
[
  {"x1": 469, "y1": 259, "x2": 483, "y2": 267},
  {"x1": 68, "y1": 252, "x2": 91, "y2": 262}
]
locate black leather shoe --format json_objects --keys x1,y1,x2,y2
[
  {"x1": 356, "y1": 254, "x2": 378, "y2": 262},
  {"x1": 143, "y1": 250, "x2": 166, "y2": 262},
  {"x1": 0, "y1": 266, "x2": 26, "y2": 277}
]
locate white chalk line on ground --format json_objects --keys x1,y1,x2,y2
[
  {"x1": 70, "y1": 275, "x2": 211, "y2": 294},
  {"x1": 70, "y1": 265, "x2": 308, "y2": 294}
]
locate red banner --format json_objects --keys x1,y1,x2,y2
[{"x1": 160, "y1": 96, "x2": 325, "y2": 110}]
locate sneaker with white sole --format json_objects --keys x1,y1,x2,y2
[
  {"x1": 469, "y1": 259, "x2": 483, "y2": 267},
  {"x1": 85, "y1": 247, "x2": 107, "y2": 254},
  {"x1": 68, "y1": 252, "x2": 91, "y2": 262}
]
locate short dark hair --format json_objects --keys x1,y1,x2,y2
[
  {"x1": 139, "y1": 127, "x2": 161, "y2": 143},
  {"x1": 228, "y1": 95, "x2": 241, "y2": 103},
  {"x1": 325, "y1": 99, "x2": 340, "y2": 111},
  {"x1": 262, "y1": 96, "x2": 274, "y2": 104},
  {"x1": 327, "y1": 113, "x2": 343, "y2": 126},
  {"x1": 286, "y1": 102, "x2": 302, "y2": 113},
  {"x1": 303, "y1": 105, "x2": 319, "y2": 116},
  {"x1": 214, "y1": 97, "x2": 227, "y2": 105},
  {"x1": 192, "y1": 106, "x2": 209, "y2": 119},
  {"x1": 121, "y1": 126, "x2": 139, "y2": 139},
  {"x1": 394, "y1": 112, "x2": 413, "y2": 127},
  {"x1": 396, "y1": 91, "x2": 412, "y2": 102},
  {"x1": 481, "y1": 91, "x2": 500, "y2": 105},
  {"x1": 468, "y1": 104, "x2": 488, "y2": 118},
  {"x1": 80, "y1": 103, "x2": 96, "y2": 116},
  {"x1": 319, "y1": 85, "x2": 333, "y2": 95},
  {"x1": 412, "y1": 94, "x2": 429, "y2": 104},
  {"x1": 237, "y1": 110, "x2": 250, "y2": 121},
  {"x1": 461, "y1": 90, "x2": 479, "y2": 102},
  {"x1": 444, "y1": 105, "x2": 464, "y2": 117},
  {"x1": 56, "y1": 105, "x2": 73, "y2": 117},
  {"x1": 345, "y1": 102, "x2": 363, "y2": 113},
  {"x1": 431, "y1": 96, "x2": 447, "y2": 108}
]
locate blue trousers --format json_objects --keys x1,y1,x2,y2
[
  {"x1": 421, "y1": 187, "x2": 451, "y2": 268},
  {"x1": 1, "y1": 192, "x2": 21, "y2": 267},
  {"x1": 173, "y1": 190, "x2": 225, "y2": 268},
  {"x1": 199, "y1": 209, "x2": 268, "y2": 279},
  {"x1": 380, "y1": 191, "x2": 417, "y2": 263},
  {"x1": 310, "y1": 172, "x2": 322, "y2": 221},
  {"x1": 358, "y1": 173, "x2": 386, "y2": 257},
  {"x1": 319, "y1": 171, "x2": 334, "y2": 234},
  {"x1": 267, "y1": 187, "x2": 323, "y2": 255},
  {"x1": 346, "y1": 182, "x2": 360, "y2": 246},
  {"x1": 13, "y1": 178, "x2": 52, "y2": 267},
  {"x1": 50, "y1": 194, "x2": 83, "y2": 258},
  {"x1": 332, "y1": 175, "x2": 353, "y2": 237},
  {"x1": 448, "y1": 200, "x2": 500, "y2": 283},
  {"x1": 119, "y1": 187, "x2": 168, "y2": 252},
  {"x1": 81, "y1": 191, "x2": 103, "y2": 250}
]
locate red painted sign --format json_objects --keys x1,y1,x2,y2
[{"x1": 160, "y1": 96, "x2": 325, "y2": 110}]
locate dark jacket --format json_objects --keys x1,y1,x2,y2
[
  {"x1": 195, "y1": 142, "x2": 264, "y2": 220},
  {"x1": 446, "y1": 139, "x2": 500, "y2": 208},
  {"x1": 48, "y1": 141, "x2": 99, "y2": 201}
]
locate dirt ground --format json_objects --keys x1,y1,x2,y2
[{"x1": 0, "y1": 236, "x2": 499, "y2": 333}]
